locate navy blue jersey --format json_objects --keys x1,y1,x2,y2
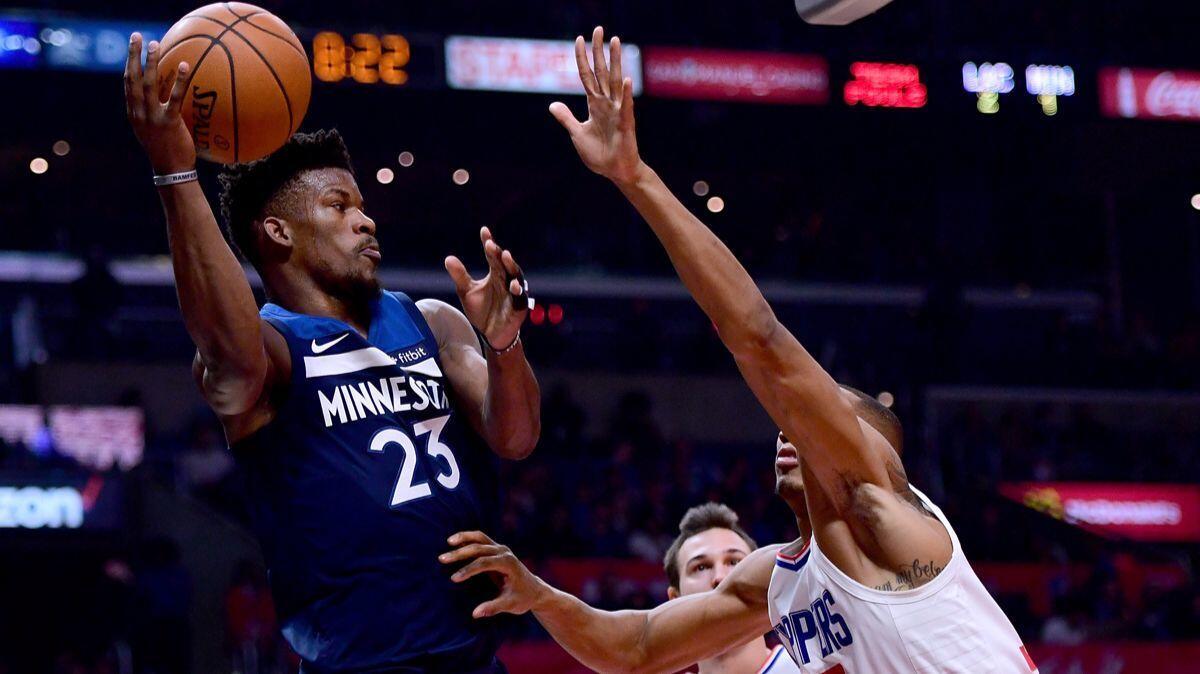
[{"x1": 233, "y1": 291, "x2": 502, "y2": 672}]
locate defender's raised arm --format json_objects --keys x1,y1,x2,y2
[{"x1": 549, "y1": 27, "x2": 891, "y2": 513}]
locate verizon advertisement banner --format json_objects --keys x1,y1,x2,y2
[
  {"x1": 642, "y1": 47, "x2": 828, "y2": 104},
  {"x1": 1099, "y1": 67, "x2": 1200, "y2": 121},
  {"x1": 445, "y1": 36, "x2": 643, "y2": 95},
  {"x1": 1001, "y1": 482, "x2": 1200, "y2": 542}
]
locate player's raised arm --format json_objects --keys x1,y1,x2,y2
[
  {"x1": 549, "y1": 27, "x2": 891, "y2": 510},
  {"x1": 441, "y1": 531, "x2": 777, "y2": 673},
  {"x1": 125, "y1": 34, "x2": 278, "y2": 418}
]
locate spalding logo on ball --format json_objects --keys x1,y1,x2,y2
[
  {"x1": 795, "y1": 0, "x2": 895, "y2": 25},
  {"x1": 157, "y1": 2, "x2": 311, "y2": 164}
]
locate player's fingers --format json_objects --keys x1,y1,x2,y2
[
  {"x1": 447, "y1": 530, "x2": 496, "y2": 547},
  {"x1": 473, "y1": 597, "x2": 516, "y2": 619},
  {"x1": 444, "y1": 256, "x2": 475, "y2": 296},
  {"x1": 500, "y1": 249, "x2": 522, "y2": 278},
  {"x1": 439, "y1": 543, "x2": 503, "y2": 565},
  {"x1": 619, "y1": 78, "x2": 636, "y2": 131},
  {"x1": 573, "y1": 36, "x2": 599, "y2": 97},
  {"x1": 167, "y1": 62, "x2": 190, "y2": 115},
  {"x1": 591, "y1": 26, "x2": 609, "y2": 97},
  {"x1": 609, "y1": 36, "x2": 623, "y2": 100},
  {"x1": 158, "y1": 58, "x2": 179, "y2": 105},
  {"x1": 142, "y1": 40, "x2": 161, "y2": 104},
  {"x1": 124, "y1": 34, "x2": 144, "y2": 114},
  {"x1": 548, "y1": 102, "x2": 582, "y2": 135},
  {"x1": 483, "y1": 240, "x2": 504, "y2": 278},
  {"x1": 451, "y1": 555, "x2": 506, "y2": 583}
]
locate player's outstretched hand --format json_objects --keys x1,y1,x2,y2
[
  {"x1": 444, "y1": 227, "x2": 531, "y2": 354},
  {"x1": 441, "y1": 530, "x2": 549, "y2": 618},
  {"x1": 549, "y1": 26, "x2": 644, "y2": 186},
  {"x1": 124, "y1": 33, "x2": 195, "y2": 175}
]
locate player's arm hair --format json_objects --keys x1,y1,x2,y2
[
  {"x1": 615, "y1": 165, "x2": 891, "y2": 510},
  {"x1": 417, "y1": 299, "x2": 540, "y2": 459},
  {"x1": 162, "y1": 182, "x2": 278, "y2": 417},
  {"x1": 532, "y1": 543, "x2": 779, "y2": 673}
]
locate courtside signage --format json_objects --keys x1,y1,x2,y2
[
  {"x1": 1099, "y1": 67, "x2": 1200, "y2": 121},
  {"x1": 642, "y1": 47, "x2": 827, "y2": 104},
  {"x1": 1001, "y1": 482, "x2": 1200, "y2": 542},
  {"x1": 445, "y1": 35, "x2": 643, "y2": 95}
]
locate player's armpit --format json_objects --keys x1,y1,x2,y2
[{"x1": 192, "y1": 318, "x2": 291, "y2": 441}]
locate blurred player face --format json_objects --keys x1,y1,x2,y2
[
  {"x1": 775, "y1": 432, "x2": 805, "y2": 500},
  {"x1": 291, "y1": 168, "x2": 381, "y2": 302},
  {"x1": 667, "y1": 527, "x2": 754, "y2": 599}
]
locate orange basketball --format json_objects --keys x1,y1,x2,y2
[{"x1": 157, "y1": 2, "x2": 311, "y2": 164}]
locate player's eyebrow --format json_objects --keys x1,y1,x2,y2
[{"x1": 686, "y1": 549, "x2": 746, "y2": 566}]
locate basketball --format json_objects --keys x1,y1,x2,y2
[{"x1": 157, "y1": 2, "x2": 311, "y2": 164}]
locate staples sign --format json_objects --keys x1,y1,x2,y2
[
  {"x1": 446, "y1": 35, "x2": 643, "y2": 95},
  {"x1": 643, "y1": 47, "x2": 827, "y2": 104},
  {"x1": 1001, "y1": 482, "x2": 1200, "y2": 542},
  {"x1": 1099, "y1": 67, "x2": 1200, "y2": 121}
]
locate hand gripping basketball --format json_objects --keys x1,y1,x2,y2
[{"x1": 124, "y1": 33, "x2": 196, "y2": 175}]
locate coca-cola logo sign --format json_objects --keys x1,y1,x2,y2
[{"x1": 1099, "y1": 67, "x2": 1200, "y2": 121}]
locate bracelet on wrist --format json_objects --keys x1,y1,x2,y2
[
  {"x1": 153, "y1": 169, "x2": 198, "y2": 187},
  {"x1": 476, "y1": 328, "x2": 522, "y2": 356}
]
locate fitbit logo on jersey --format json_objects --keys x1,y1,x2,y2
[
  {"x1": 318, "y1": 374, "x2": 451, "y2": 428},
  {"x1": 774, "y1": 589, "x2": 854, "y2": 664},
  {"x1": 0, "y1": 486, "x2": 84, "y2": 529}
]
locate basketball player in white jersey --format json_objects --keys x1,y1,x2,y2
[
  {"x1": 663, "y1": 503, "x2": 800, "y2": 674},
  {"x1": 438, "y1": 27, "x2": 1038, "y2": 674}
]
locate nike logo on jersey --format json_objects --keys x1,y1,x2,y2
[{"x1": 312, "y1": 333, "x2": 349, "y2": 353}]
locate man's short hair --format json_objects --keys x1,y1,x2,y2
[
  {"x1": 840, "y1": 385, "x2": 904, "y2": 455},
  {"x1": 217, "y1": 128, "x2": 354, "y2": 269},
  {"x1": 663, "y1": 502, "x2": 758, "y2": 590}
]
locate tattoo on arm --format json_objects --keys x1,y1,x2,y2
[{"x1": 873, "y1": 558, "x2": 946, "y2": 592}]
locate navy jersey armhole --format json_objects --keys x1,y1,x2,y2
[{"x1": 388, "y1": 291, "x2": 439, "y2": 349}]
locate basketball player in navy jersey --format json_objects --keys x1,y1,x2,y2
[{"x1": 124, "y1": 34, "x2": 540, "y2": 672}]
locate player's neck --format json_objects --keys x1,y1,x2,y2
[
  {"x1": 269, "y1": 274, "x2": 373, "y2": 336},
  {"x1": 698, "y1": 639, "x2": 773, "y2": 674}
]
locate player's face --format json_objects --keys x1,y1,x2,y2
[
  {"x1": 775, "y1": 432, "x2": 805, "y2": 498},
  {"x1": 669, "y1": 528, "x2": 753, "y2": 598},
  {"x1": 294, "y1": 168, "x2": 381, "y2": 302}
]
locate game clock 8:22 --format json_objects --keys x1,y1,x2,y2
[{"x1": 309, "y1": 30, "x2": 438, "y2": 88}]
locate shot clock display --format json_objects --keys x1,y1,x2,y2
[{"x1": 313, "y1": 31, "x2": 410, "y2": 84}]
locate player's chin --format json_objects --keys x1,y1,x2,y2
[{"x1": 775, "y1": 471, "x2": 805, "y2": 499}]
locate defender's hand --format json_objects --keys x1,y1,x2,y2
[
  {"x1": 444, "y1": 227, "x2": 530, "y2": 352},
  {"x1": 549, "y1": 26, "x2": 644, "y2": 186},
  {"x1": 440, "y1": 531, "x2": 549, "y2": 618},
  {"x1": 124, "y1": 33, "x2": 195, "y2": 174}
]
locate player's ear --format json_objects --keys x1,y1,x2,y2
[
  {"x1": 667, "y1": 586, "x2": 680, "y2": 600},
  {"x1": 261, "y1": 216, "x2": 293, "y2": 248}
]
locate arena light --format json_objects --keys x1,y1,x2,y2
[
  {"x1": 376, "y1": 168, "x2": 394, "y2": 184},
  {"x1": 547, "y1": 304, "x2": 564, "y2": 325},
  {"x1": 1026, "y1": 65, "x2": 1073, "y2": 117},
  {"x1": 398, "y1": 151, "x2": 414, "y2": 167},
  {"x1": 29, "y1": 157, "x2": 47, "y2": 174},
  {"x1": 877, "y1": 391, "x2": 895, "y2": 408},
  {"x1": 693, "y1": 180, "x2": 710, "y2": 197},
  {"x1": 52, "y1": 140, "x2": 70, "y2": 156},
  {"x1": 706, "y1": 196, "x2": 725, "y2": 213},
  {"x1": 1190, "y1": 194, "x2": 1200, "y2": 211},
  {"x1": 844, "y1": 62, "x2": 927, "y2": 109},
  {"x1": 452, "y1": 168, "x2": 470, "y2": 185}
]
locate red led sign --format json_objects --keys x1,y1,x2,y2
[{"x1": 843, "y1": 62, "x2": 927, "y2": 108}]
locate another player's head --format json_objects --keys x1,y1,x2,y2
[
  {"x1": 774, "y1": 386, "x2": 903, "y2": 502},
  {"x1": 218, "y1": 129, "x2": 381, "y2": 303},
  {"x1": 664, "y1": 503, "x2": 758, "y2": 599}
]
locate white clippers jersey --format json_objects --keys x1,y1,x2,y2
[{"x1": 766, "y1": 487, "x2": 1038, "y2": 674}]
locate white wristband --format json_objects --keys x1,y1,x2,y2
[{"x1": 153, "y1": 169, "x2": 198, "y2": 187}]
